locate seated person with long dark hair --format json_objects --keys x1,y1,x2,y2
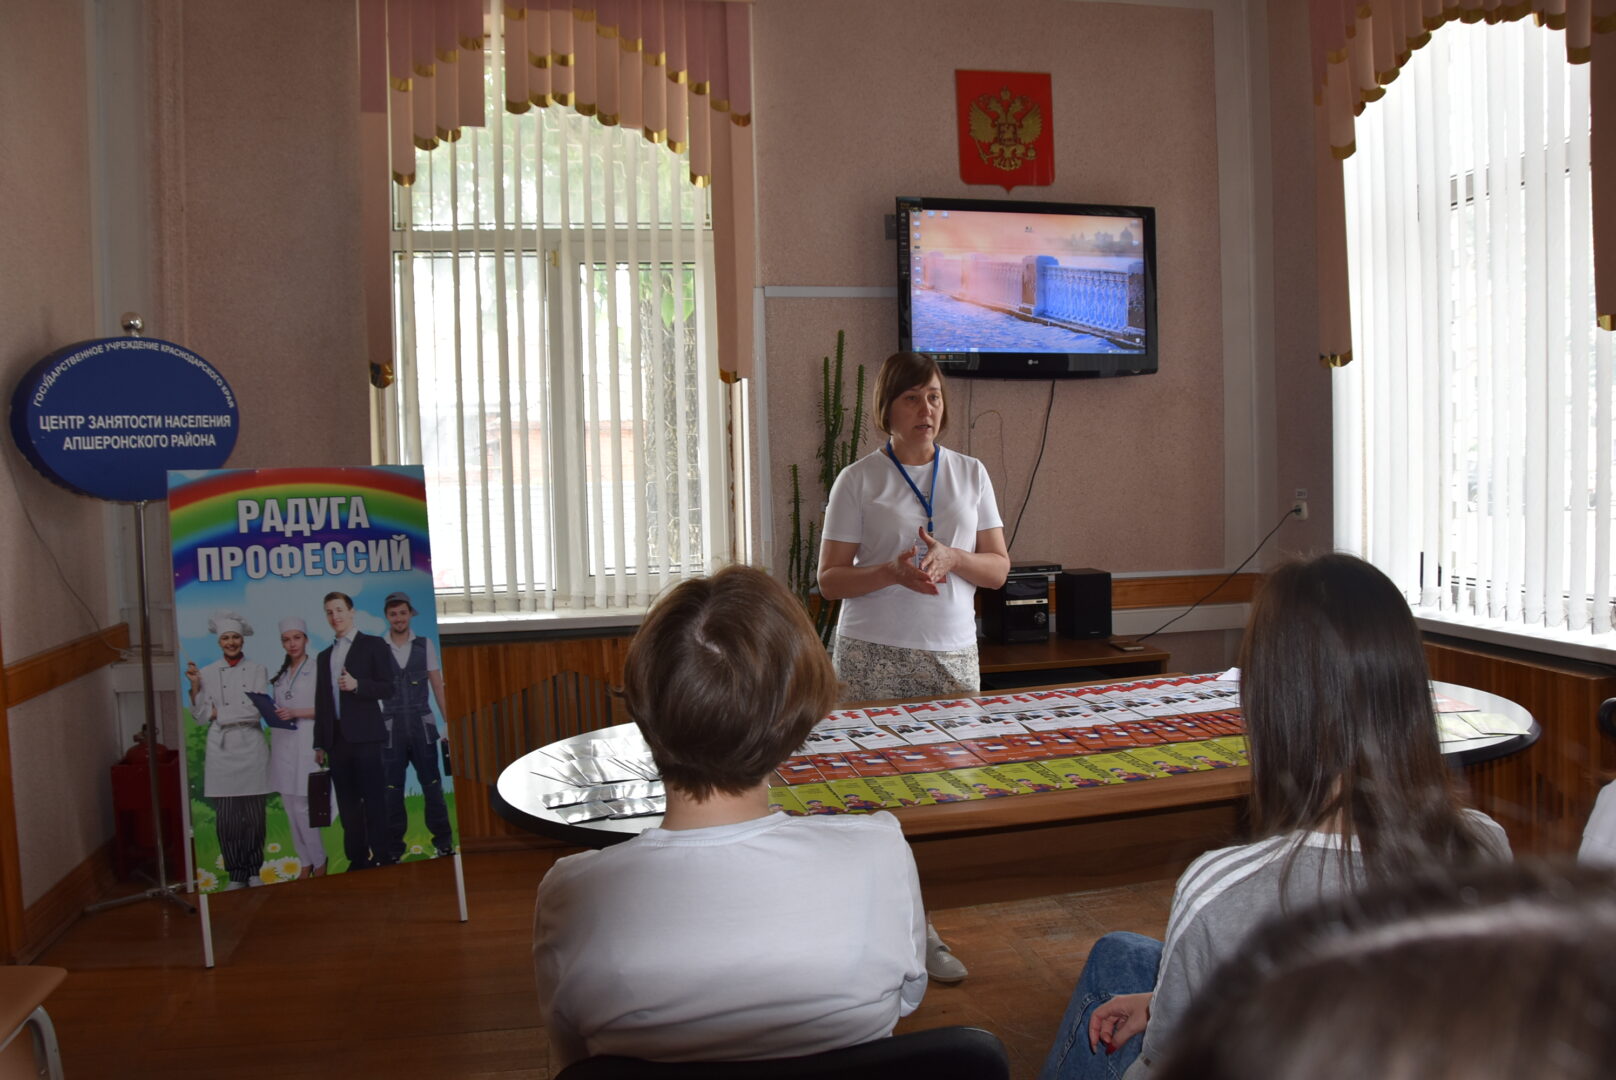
[
  {"x1": 1039, "y1": 552, "x2": 1511, "y2": 1080},
  {"x1": 533, "y1": 566, "x2": 927, "y2": 1070},
  {"x1": 1156, "y1": 859, "x2": 1616, "y2": 1080}
]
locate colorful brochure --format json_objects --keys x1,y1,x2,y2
[
  {"x1": 1432, "y1": 691, "x2": 1477, "y2": 713},
  {"x1": 861, "y1": 704, "x2": 910, "y2": 723},
  {"x1": 1010, "y1": 709, "x2": 1070, "y2": 732},
  {"x1": 845, "y1": 749, "x2": 902, "y2": 777},
  {"x1": 932, "y1": 714, "x2": 1003, "y2": 739},
  {"x1": 775, "y1": 758, "x2": 826, "y2": 785},
  {"x1": 1195, "y1": 711, "x2": 1247, "y2": 736},
  {"x1": 826, "y1": 777, "x2": 901, "y2": 812},
  {"x1": 842, "y1": 725, "x2": 909, "y2": 750},
  {"x1": 1041, "y1": 756, "x2": 1121, "y2": 787},
  {"x1": 821, "y1": 709, "x2": 871, "y2": 728},
  {"x1": 1085, "y1": 751, "x2": 1163, "y2": 783},
  {"x1": 881, "y1": 742, "x2": 985, "y2": 773},
  {"x1": 955, "y1": 738, "x2": 1026, "y2": 765},
  {"x1": 909, "y1": 771, "x2": 979, "y2": 802},
  {"x1": 768, "y1": 787, "x2": 809, "y2": 815},
  {"x1": 798, "y1": 728, "x2": 861, "y2": 755},
  {"x1": 1194, "y1": 738, "x2": 1248, "y2": 766},
  {"x1": 1134, "y1": 744, "x2": 1212, "y2": 775},
  {"x1": 806, "y1": 754, "x2": 860, "y2": 780},
  {"x1": 946, "y1": 766, "x2": 1023, "y2": 799},
  {"x1": 790, "y1": 782, "x2": 849, "y2": 814},
  {"x1": 1115, "y1": 721, "x2": 1171, "y2": 746},
  {"x1": 865, "y1": 774, "x2": 934, "y2": 807},
  {"x1": 991, "y1": 761, "x2": 1070, "y2": 793},
  {"x1": 887, "y1": 719, "x2": 954, "y2": 744}
]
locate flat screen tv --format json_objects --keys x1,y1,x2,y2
[{"x1": 897, "y1": 196, "x2": 1158, "y2": 379}]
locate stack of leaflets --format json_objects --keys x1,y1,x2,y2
[
  {"x1": 530, "y1": 674, "x2": 1271, "y2": 821},
  {"x1": 765, "y1": 674, "x2": 1259, "y2": 815}
]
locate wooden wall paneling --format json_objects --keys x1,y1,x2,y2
[
  {"x1": 1425, "y1": 636, "x2": 1616, "y2": 855},
  {"x1": 442, "y1": 633, "x2": 633, "y2": 849},
  {"x1": 1, "y1": 624, "x2": 130, "y2": 707},
  {"x1": 1109, "y1": 573, "x2": 1261, "y2": 610},
  {"x1": 0, "y1": 622, "x2": 130, "y2": 961},
  {"x1": 18, "y1": 841, "x2": 117, "y2": 963},
  {"x1": 912, "y1": 802, "x2": 1244, "y2": 910}
]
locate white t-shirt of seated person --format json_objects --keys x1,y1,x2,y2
[{"x1": 533, "y1": 810, "x2": 928, "y2": 1069}]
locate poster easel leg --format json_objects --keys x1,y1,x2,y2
[
  {"x1": 84, "y1": 501, "x2": 195, "y2": 918},
  {"x1": 452, "y1": 851, "x2": 468, "y2": 922},
  {"x1": 198, "y1": 890, "x2": 215, "y2": 968}
]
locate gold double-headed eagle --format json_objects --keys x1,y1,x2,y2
[{"x1": 968, "y1": 86, "x2": 1042, "y2": 172}]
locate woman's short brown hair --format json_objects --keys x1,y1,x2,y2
[
  {"x1": 622, "y1": 565, "x2": 838, "y2": 800},
  {"x1": 873, "y1": 351, "x2": 948, "y2": 438}
]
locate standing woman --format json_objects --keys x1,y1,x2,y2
[
  {"x1": 818, "y1": 351, "x2": 1011, "y2": 980},
  {"x1": 268, "y1": 617, "x2": 327, "y2": 879},
  {"x1": 819, "y1": 351, "x2": 1010, "y2": 701}
]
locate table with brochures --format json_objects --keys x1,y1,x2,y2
[{"x1": 491, "y1": 673, "x2": 1538, "y2": 854}]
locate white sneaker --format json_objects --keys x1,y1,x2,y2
[
  {"x1": 925, "y1": 923, "x2": 968, "y2": 983},
  {"x1": 223, "y1": 880, "x2": 247, "y2": 891},
  {"x1": 246, "y1": 875, "x2": 265, "y2": 888}
]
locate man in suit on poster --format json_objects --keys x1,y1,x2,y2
[{"x1": 313, "y1": 591, "x2": 394, "y2": 870}]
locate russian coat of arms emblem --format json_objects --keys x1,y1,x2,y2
[{"x1": 955, "y1": 70, "x2": 1054, "y2": 191}]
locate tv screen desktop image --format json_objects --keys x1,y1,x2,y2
[{"x1": 897, "y1": 197, "x2": 1157, "y2": 378}]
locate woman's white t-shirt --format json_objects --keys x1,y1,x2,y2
[
  {"x1": 533, "y1": 811, "x2": 927, "y2": 1069},
  {"x1": 822, "y1": 445, "x2": 1003, "y2": 652}
]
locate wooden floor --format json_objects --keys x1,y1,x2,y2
[{"x1": 31, "y1": 849, "x2": 1174, "y2": 1079}]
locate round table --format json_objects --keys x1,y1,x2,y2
[{"x1": 493, "y1": 679, "x2": 1538, "y2": 848}]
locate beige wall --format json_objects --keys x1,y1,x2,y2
[
  {"x1": 0, "y1": 0, "x2": 126, "y2": 907},
  {"x1": 1266, "y1": 0, "x2": 1334, "y2": 557},
  {"x1": 0, "y1": 0, "x2": 371, "y2": 907},
  {"x1": 153, "y1": 0, "x2": 370, "y2": 470},
  {"x1": 0, "y1": 0, "x2": 1332, "y2": 905},
  {"x1": 754, "y1": 1, "x2": 1227, "y2": 576}
]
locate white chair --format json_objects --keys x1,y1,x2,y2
[{"x1": 0, "y1": 966, "x2": 66, "y2": 1080}]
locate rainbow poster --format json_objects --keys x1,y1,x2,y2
[{"x1": 168, "y1": 466, "x2": 458, "y2": 893}]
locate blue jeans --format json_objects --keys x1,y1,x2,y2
[{"x1": 1039, "y1": 931, "x2": 1163, "y2": 1080}]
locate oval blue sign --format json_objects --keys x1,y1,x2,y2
[{"x1": 9, "y1": 336, "x2": 239, "y2": 502}]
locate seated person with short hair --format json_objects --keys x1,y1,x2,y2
[
  {"x1": 533, "y1": 566, "x2": 928, "y2": 1070},
  {"x1": 1156, "y1": 859, "x2": 1616, "y2": 1080}
]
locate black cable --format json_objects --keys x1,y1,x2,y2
[
  {"x1": 1134, "y1": 506, "x2": 1300, "y2": 643},
  {"x1": 1007, "y1": 379, "x2": 1057, "y2": 551}
]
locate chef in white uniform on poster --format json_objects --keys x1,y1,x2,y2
[{"x1": 186, "y1": 611, "x2": 272, "y2": 889}]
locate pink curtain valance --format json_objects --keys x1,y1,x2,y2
[
  {"x1": 358, "y1": 0, "x2": 758, "y2": 381},
  {"x1": 1310, "y1": 0, "x2": 1616, "y2": 366},
  {"x1": 502, "y1": 0, "x2": 753, "y2": 188},
  {"x1": 359, "y1": 0, "x2": 752, "y2": 189}
]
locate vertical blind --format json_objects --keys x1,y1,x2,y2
[
  {"x1": 389, "y1": 17, "x2": 726, "y2": 615},
  {"x1": 1337, "y1": 20, "x2": 1614, "y2": 640}
]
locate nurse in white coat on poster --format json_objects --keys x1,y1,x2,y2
[{"x1": 269, "y1": 617, "x2": 328, "y2": 878}]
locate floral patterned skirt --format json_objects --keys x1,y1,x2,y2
[{"x1": 831, "y1": 633, "x2": 980, "y2": 704}]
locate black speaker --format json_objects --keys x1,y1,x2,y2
[
  {"x1": 981, "y1": 569, "x2": 1052, "y2": 644},
  {"x1": 1057, "y1": 568, "x2": 1112, "y2": 638}
]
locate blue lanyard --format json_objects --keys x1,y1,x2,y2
[{"x1": 884, "y1": 441, "x2": 941, "y2": 534}]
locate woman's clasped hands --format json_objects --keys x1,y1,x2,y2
[{"x1": 889, "y1": 526, "x2": 961, "y2": 596}]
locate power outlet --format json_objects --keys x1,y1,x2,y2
[{"x1": 1292, "y1": 487, "x2": 1309, "y2": 521}]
